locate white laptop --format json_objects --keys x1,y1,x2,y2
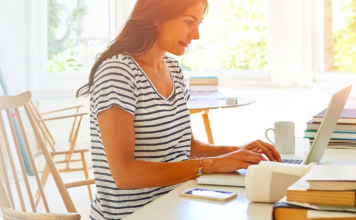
[{"x1": 197, "y1": 85, "x2": 353, "y2": 187}]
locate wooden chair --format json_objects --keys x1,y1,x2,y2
[
  {"x1": 0, "y1": 91, "x2": 95, "y2": 219},
  {"x1": 0, "y1": 176, "x2": 80, "y2": 220},
  {"x1": 26, "y1": 101, "x2": 93, "y2": 205},
  {"x1": 0, "y1": 92, "x2": 78, "y2": 219},
  {"x1": 29, "y1": 101, "x2": 89, "y2": 168}
]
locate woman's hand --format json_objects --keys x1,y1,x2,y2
[
  {"x1": 240, "y1": 140, "x2": 282, "y2": 162},
  {"x1": 205, "y1": 149, "x2": 267, "y2": 173}
]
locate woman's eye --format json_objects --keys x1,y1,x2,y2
[{"x1": 186, "y1": 20, "x2": 193, "y2": 26}]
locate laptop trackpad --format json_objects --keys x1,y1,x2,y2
[{"x1": 196, "y1": 169, "x2": 246, "y2": 187}]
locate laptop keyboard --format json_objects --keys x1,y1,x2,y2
[{"x1": 282, "y1": 159, "x2": 303, "y2": 164}]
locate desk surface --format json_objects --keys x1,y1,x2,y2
[
  {"x1": 124, "y1": 138, "x2": 356, "y2": 220},
  {"x1": 188, "y1": 91, "x2": 256, "y2": 110}
]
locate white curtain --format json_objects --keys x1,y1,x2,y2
[{"x1": 268, "y1": 0, "x2": 315, "y2": 87}]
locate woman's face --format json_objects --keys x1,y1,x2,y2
[{"x1": 156, "y1": 2, "x2": 204, "y2": 56}]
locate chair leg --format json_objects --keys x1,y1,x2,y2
[
  {"x1": 201, "y1": 110, "x2": 214, "y2": 144},
  {"x1": 35, "y1": 163, "x2": 50, "y2": 207},
  {"x1": 81, "y1": 152, "x2": 93, "y2": 202},
  {"x1": 66, "y1": 116, "x2": 83, "y2": 170}
]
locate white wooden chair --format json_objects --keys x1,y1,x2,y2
[
  {"x1": 26, "y1": 101, "x2": 93, "y2": 205},
  {"x1": 0, "y1": 175, "x2": 80, "y2": 220},
  {"x1": 0, "y1": 91, "x2": 95, "y2": 220}
]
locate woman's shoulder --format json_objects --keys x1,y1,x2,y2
[
  {"x1": 91, "y1": 53, "x2": 137, "y2": 91},
  {"x1": 96, "y1": 53, "x2": 133, "y2": 74},
  {"x1": 93, "y1": 53, "x2": 136, "y2": 82}
]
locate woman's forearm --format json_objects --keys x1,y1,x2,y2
[
  {"x1": 189, "y1": 138, "x2": 239, "y2": 158},
  {"x1": 112, "y1": 139, "x2": 268, "y2": 190},
  {"x1": 113, "y1": 158, "x2": 214, "y2": 190}
]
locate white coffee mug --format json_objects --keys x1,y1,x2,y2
[{"x1": 265, "y1": 122, "x2": 295, "y2": 154}]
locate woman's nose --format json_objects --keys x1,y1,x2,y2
[{"x1": 189, "y1": 27, "x2": 200, "y2": 40}]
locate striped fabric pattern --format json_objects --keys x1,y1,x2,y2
[{"x1": 89, "y1": 52, "x2": 191, "y2": 220}]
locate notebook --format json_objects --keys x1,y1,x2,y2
[
  {"x1": 306, "y1": 165, "x2": 356, "y2": 190},
  {"x1": 196, "y1": 169, "x2": 246, "y2": 187}
]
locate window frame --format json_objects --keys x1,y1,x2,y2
[
  {"x1": 314, "y1": 0, "x2": 356, "y2": 83},
  {"x1": 32, "y1": 0, "x2": 353, "y2": 95},
  {"x1": 29, "y1": 0, "x2": 123, "y2": 90},
  {"x1": 29, "y1": 0, "x2": 273, "y2": 94}
]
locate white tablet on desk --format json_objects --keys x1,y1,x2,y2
[{"x1": 196, "y1": 169, "x2": 247, "y2": 187}]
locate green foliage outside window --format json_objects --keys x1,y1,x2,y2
[
  {"x1": 46, "y1": 0, "x2": 356, "y2": 73},
  {"x1": 47, "y1": 0, "x2": 87, "y2": 72},
  {"x1": 174, "y1": 0, "x2": 268, "y2": 71},
  {"x1": 333, "y1": 0, "x2": 356, "y2": 72}
]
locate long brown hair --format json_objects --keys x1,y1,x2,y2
[{"x1": 76, "y1": 0, "x2": 209, "y2": 98}]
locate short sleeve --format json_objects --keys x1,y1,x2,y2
[
  {"x1": 178, "y1": 66, "x2": 190, "y2": 102},
  {"x1": 91, "y1": 59, "x2": 138, "y2": 116}
]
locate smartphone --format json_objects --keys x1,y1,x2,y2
[{"x1": 179, "y1": 188, "x2": 237, "y2": 202}]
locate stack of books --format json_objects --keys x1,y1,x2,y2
[
  {"x1": 273, "y1": 165, "x2": 356, "y2": 220},
  {"x1": 304, "y1": 108, "x2": 356, "y2": 149},
  {"x1": 189, "y1": 76, "x2": 218, "y2": 92}
]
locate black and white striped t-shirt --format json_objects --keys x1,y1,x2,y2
[{"x1": 89, "y1": 52, "x2": 192, "y2": 220}]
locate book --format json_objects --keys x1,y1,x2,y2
[
  {"x1": 189, "y1": 85, "x2": 218, "y2": 92},
  {"x1": 307, "y1": 119, "x2": 356, "y2": 131},
  {"x1": 273, "y1": 201, "x2": 310, "y2": 220},
  {"x1": 308, "y1": 139, "x2": 356, "y2": 149},
  {"x1": 225, "y1": 97, "x2": 237, "y2": 104},
  {"x1": 317, "y1": 141, "x2": 356, "y2": 148},
  {"x1": 190, "y1": 76, "x2": 218, "y2": 79},
  {"x1": 190, "y1": 78, "x2": 218, "y2": 82},
  {"x1": 326, "y1": 146, "x2": 356, "y2": 149},
  {"x1": 189, "y1": 77, "x2": 218, "y2": 86},
  {"x1": 304, "y1": 130, "x2": 356, "y2": 140},
  {"x1": 306, "y1": 165, "x2": 356, "y2": 191},
  {"x1": 273, "y1": 199, "x2": 356, "y2": 220},
  {"x1": 313, "y1": 108, "x2": 356, "y2": 123},
  {"x1": 286, "y1": 174, "x2": 356, "y2": 207},
  {"x1": 309, "y1": 139, "x2": 356, "y2": 145},
  {"x1": 189, "y1": 81, "x2": 218, "y2": 85},
  {"x1": 309, "y1": 139, "x2": 356, "y2": 143}
]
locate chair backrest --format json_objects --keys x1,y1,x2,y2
[
  {"x1": 27, "y1": 100, "x2": 57, "y2": 152},
  {"x1": 0, "y1": 91, "x2": 78, "y2": 216}
]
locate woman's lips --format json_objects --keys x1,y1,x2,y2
[{"x1": 179, "y1": 41, "x2": 188, "y2": 47}]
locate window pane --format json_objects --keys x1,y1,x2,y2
[
  {"x1": 325, "y1": 0, "x2": 356, "y2": 73},
  {"x1": 171, "y1": 0, "x2": 268, "y2": 71},
  {"x1": 47, "y1": 0, "x2": 113, "y2": 72}
]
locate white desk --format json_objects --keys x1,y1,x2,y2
[
  {"x1": 188, "y1": 92, "x2": 256, "y2": 145},
  {"x1": 124, "y1": 138, "x2": 356, "y2": 220}
]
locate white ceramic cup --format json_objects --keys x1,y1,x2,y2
[{"x1": 265, "y1": 122, "x2": 295, "y2": 154}]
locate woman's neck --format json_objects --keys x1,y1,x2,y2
[{"x1": 130, "y1": 43, "x2": 166, "y2": 70}]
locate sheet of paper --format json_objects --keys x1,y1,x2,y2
[
  {"x1": 308, "y1": 210, "x2": 356, "y2": 218},
  {"x1": 245, "y1": 162, "x2": 313, "y2": 203},
  {"x1": 281, "y1": 197, "x2": 356, "y2": 213},
  {"x1": 307, "y1": 165, "x2": 356, "y2": 181}
]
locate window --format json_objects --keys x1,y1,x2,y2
[
  {"x1": 321, "y1": 0, "x2": 356, "y2": 73},
  {"x1": 47, "y1": 0, "x2": 115, "y2": 73},
  {"x1": 30, "y1": 0, "x2": 137, "y2": 90},
  {"x1": 171, "y1": 0, "x2": 268, "y2": 72},
  {"x1": 34, "y1": 0, "x2": 317, "y2": 91}
]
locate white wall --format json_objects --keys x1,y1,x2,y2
[{"x1": 0, "y1": 0, "x2": 29, "y2": 95}]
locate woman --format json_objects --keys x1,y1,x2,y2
[{"x1": 77, "y1": 0, "x2": 282, "y2": 219}]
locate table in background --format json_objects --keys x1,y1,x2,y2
[
  {"x1": 188, "y1": 92, "x2": 256, "y2": 144},
  {"x1": 124, "y1": 137, "x2": 356, "y2": 220}
]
